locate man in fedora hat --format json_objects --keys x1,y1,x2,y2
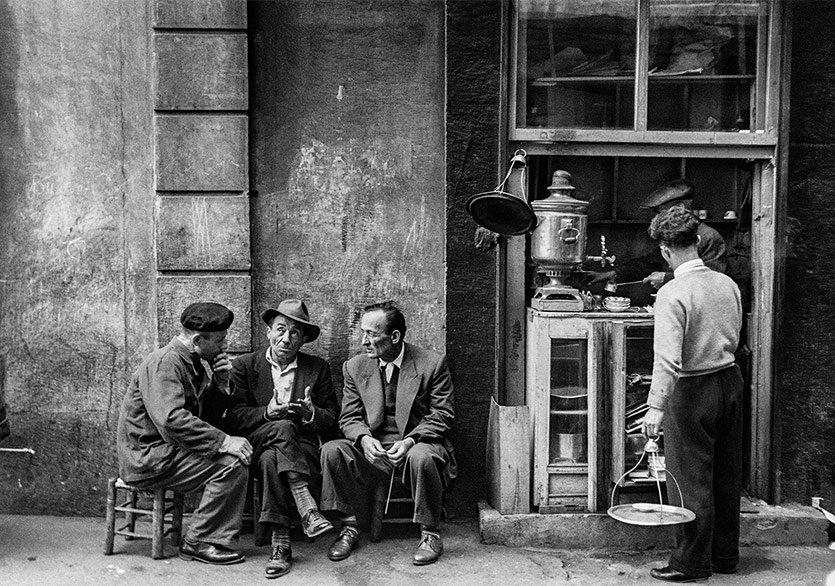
[
  {"x1": 222, "y1": 299, "x2": 339, "y2": 579},
  {"x1": 117, "y1": 302, "x2": 252, "y2": 565},
  {"x1": 587, "y1": 179, "x2": 728, "y2": 300}
]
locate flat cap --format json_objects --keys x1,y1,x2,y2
[
  {"x1": 180, "y1": 302, "x2": 234, "y2": 332},
  {"x1": 640, "y1": 179, "x2": 694, "y2": 209}
]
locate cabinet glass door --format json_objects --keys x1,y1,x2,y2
[
  {"x1": 549, "y1": 339, "x2": 589, "y2": 464},
  {"x1": 624, "y1": 325, "x2": 655, "y2": 471}
]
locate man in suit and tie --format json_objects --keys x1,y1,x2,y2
[
  {"x1": 223, "y1": 299, "x2": 340, "y2": 579},
  {"x1": 320, "y1": 301, "x2": 456, "y2": 566}
]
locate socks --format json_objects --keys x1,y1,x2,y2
[
  {"x1": 271, "y1": 524, "x2": 290, "y2": 549},
  {"x1": 287, "y1": 475, "x2": 317, "y2": 517},
  {"x1": 341, "y1": 514, "x2": 359, "y2": 531}
]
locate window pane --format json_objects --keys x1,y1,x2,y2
[
  {"x1": 648, "y1": 0, "x2": 761, "y2": 131},
  {"x1": 516, "y1": 0, "x2": 637, "y2": 129}
]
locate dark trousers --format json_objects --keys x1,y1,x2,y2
[
  {"x1": 249, "y1": 420, "x2": 320, "y2": 528},
  {"x1": 664, "y1": 365, "x2": 743, "y2": 578},
  {"x1": 131, "y1": 451, "x2": 247, "y2": 548},
  {"x1": 320, "y1": 438, "x2": 448, "y2": 527}
]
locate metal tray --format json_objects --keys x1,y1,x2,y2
[{"x1": 607, "y1": 503, "x2": 695, "y2": 526}]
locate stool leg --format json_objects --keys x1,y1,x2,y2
[
  {"x1": 104, "y1": 478, "x2": 117, "y2": 555},
  {"x1": 125, "y1": 486, "x2": 138, "y2": 540},
  {"x1": 170, "y1": 491, "x2": 184, "y2": 547},
  {"x1": 370, "y1": 483, "x2": 387, "y2": 543},
  {"x1": 152, "y1": 489, "x2": 165, "y2": 559}
]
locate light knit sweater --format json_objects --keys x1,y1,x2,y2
[{"x1": 648, "y1": 259, "x2": 742, "y2": 410}]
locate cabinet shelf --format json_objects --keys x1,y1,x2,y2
[{"x1": 550, "y1": 409, "x2": 589, "y2": 416}]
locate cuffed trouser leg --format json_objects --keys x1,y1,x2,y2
[
  {"x1": 403, "y1": 442, "x2": 447, "y2": 527},
  {"x1": 251, "y1": 420, "x2": 319, "y2": 528},
  {"x1": 132, "y1": 451, "x2": 248, "y2": 548}
]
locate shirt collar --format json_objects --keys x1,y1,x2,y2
[
  {"x1": 673, "y1": 258, "x2": 706, "y2": 277},
  {"x1": 265, "y1": 347, "x2": 298, "y2": 373},
  {"x1": 378, "y1": 343, "x2": 405, "y2": 371}
]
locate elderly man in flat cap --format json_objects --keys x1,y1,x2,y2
[
  {"x1": 588, "y1": 179, "x2": 728, "y2": 299},
  {"x1": 222, "y1": 299, "x2": 339, "y2": 579},
  {"x1": 117, "y1": 302, "x2": 252, "y2": 565}
]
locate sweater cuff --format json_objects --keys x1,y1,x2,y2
[{"x1": 646, "y1": 389, "x2": 668, "y2": 411}]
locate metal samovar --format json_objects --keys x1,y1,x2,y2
[{"x1": 531, "y1": 170, "x2": 611, "y2": 311}]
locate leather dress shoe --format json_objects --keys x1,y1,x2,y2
[
  {"x1": 650, "y1": 566, "x2": 706, "y2": 583},
  {"x1": 328, "y1": 526, "x2": 359, "y2": 561},
  {"x1": 264, "y1": 545, "x2": 292, "y2": 579},
  {"x1": 302, "y1": 509, "x2": 334, "y2": 538},
  {"x1": 178, "y1": 539, "x2": 245, "y2": 565},
  {"x1": 413, "y1": 531, "x2": 443, "y2": 566}
]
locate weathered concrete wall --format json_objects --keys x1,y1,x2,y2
[
  {"x1": 248, "y1": 4, "x2": 446, "y2": 380},
  {"x1": 782, "y1": 1, "x2": 835, "y2": 507},
  {"x1": 0, "y1": 1, "x2": 155, "y2": 513},
  {"x1": 445, "y1": 0, "x2": 504, "y2": 515}
]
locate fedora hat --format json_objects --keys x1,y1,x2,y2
[{"x1": 261, "y1": 299, "x2": 320, "y2": 342}]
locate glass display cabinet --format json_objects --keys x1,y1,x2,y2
[{"x1": 527, "y1": 309, "x2": 655, "y2": 513}]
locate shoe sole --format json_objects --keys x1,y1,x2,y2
[
  {"x1": 265, "y1": 567, "x2": 291, "y2": 579},
  {"x1": 413, "y1": 555, "x2": 441, "y2": 566},
  {"x1": 178, "y1": 552, "x2": 246, "y2": 565},
  {"x1": 304, "y1": 522, "x2": 334, "y2": 539},
  {"x1": 650, "y1": 573, "x2": 706, "y2": 583},
  {"x1": 328, "y1": 550, "x2": 353, "y2": 562}
]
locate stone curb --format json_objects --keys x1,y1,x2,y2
[{"x1": 478, "y1": 500, "x2": 830, "y2": 549}]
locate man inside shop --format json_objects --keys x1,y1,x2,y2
[
  {"x1": 641, "y1": 206, "x2": 743, "y2": 582},
  {"x1": 586, "y1": 179, "x2": 728, "y2": 302}
]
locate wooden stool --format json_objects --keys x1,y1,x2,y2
[
  {"x1": 370, "y1": 477, "x2": 415, "y2": 542},
  {"x1": 104, "y1": 477, "x2": 184, "y2": 559}
]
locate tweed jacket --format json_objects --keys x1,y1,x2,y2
[
  {"x1": 340, "y1": 342, "x2": 457, "y2": 481},
  {"x1": 117, "y1": 338, "x2": 231, "y2": 483},
  {"x1": 223, "y1": 348, "x2": 339, "y2": 445}
]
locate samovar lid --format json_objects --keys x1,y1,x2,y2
[{"x1": 532, "y1": 170, "x2": 590, "y2": 213}]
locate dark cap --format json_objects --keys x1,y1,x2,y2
[
  {"x1": 180, "y1": 302, "x2": 234, "y2": 332},
  {"x1": 261, "y1": 299, "x2": 320, "y2": 342},
  {"x1": 640, "y1": 179, "x2": 694, "y2": 209}
]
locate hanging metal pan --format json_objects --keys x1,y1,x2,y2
[{"x1": 466, "y1": 190, "x2": 537, "y2": 236}]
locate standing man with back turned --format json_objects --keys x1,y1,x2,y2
[
  {"x1": 320, "y1": 301, "x2": 456, "y2": 566},
  {"x1": 641, "y1": 207, "x2": 743, "y2": 583},
  {"x1": 117, "y1": 302, "x2": 253, "y2": 565}
]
